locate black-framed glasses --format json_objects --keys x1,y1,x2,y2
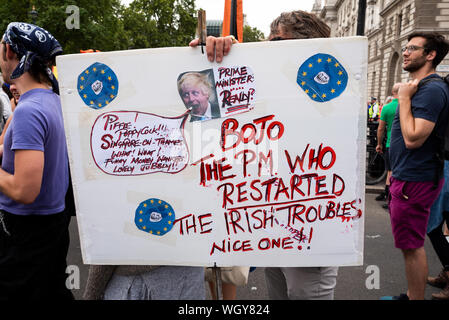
[{"x1": 401, "y1": 45, "x2": 426, "y2": 54}]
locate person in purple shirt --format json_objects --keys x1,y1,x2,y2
[{"x1": 0, "y1": 22, "x2": 72, "y2": 300}]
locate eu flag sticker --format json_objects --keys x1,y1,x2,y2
[
  {"x1": 77, "y1": 62, "x2": 119, "y2": 109},
  {"x1": 135, "y1": 199, "x2": 175, "y2": 236},
  {"x1": 297, "y1": 54, "x2": 348, "y2": 103}
]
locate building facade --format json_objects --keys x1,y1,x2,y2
[
  {"x1": 315, "y1": 0, "x2": 449, "y2": 103},
  {"x1": 207, "y1": 20, "x2": 223, "y2": 37}
]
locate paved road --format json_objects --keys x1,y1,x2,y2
[{"x1": 67, "y1": 192, "x2": 445, "y2": 300}]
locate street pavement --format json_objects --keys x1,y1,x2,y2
[{"x1": 67, "y1": 187, "x2": 446, "y2": 300}]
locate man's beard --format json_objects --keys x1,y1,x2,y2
[{"x1": 403, "y1": 56, "x2": 426, "y2": 73}]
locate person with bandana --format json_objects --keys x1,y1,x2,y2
[{"x1": 0, "y1": 23, "x2": 72, "y2": 300}]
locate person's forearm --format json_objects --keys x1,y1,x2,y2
[
  {"x1": 399, "y1": 97, "x2": 420, "y2": 148},
  {"x1": 0, "y1": 150, "x2": 44, "y2": 204},
  {"x1": 0, "y1": 168, "x2": 40, "y2": 204},
  {"x1": 0, "y1": 168, "x2": 25, "y2": 203},
  {"x1": 377, "y1": 127, "x2": 385, "y2": 147},
  {"x1": 398, "y1": 100, "x2": 434, "y2": 149}
]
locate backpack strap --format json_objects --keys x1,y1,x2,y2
[{"x1": 417, "y1": 75, "x2": 445, "y2": 88}]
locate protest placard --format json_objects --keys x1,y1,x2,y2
[{"x1": 57, "y1": 36, "x2": 367, "y2": 266}]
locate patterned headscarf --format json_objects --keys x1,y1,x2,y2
[{"x1": 2, "y1": 22, "x2": 62, "y2": 94}]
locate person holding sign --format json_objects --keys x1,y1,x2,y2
[
  {"x1": 385, "y1": 32, "x2": 449, "y2": 300},
  {"x1": 0, "y1": 22, "x2": 72, "y2": 300},
  {"x1": 190, "y1": 10, "x2": 339, "y2": 300}
]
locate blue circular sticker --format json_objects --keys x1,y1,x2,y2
[
  {"x1": 135, "y1": 199, "x2": 175, "y2": 236},
  {"x1": 297, "y1": 53, "x2": 348, "y2": 102},
  {"x1": 77, "y1": 62, "x2": 118, "y2": 109}
]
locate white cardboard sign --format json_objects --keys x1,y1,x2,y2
[{"x1": 57, "y1": 37, "x2": 367, "y2": 267}]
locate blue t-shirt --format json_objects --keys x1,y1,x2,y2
[
  {"x1": 0, "y1": 88, "x2": 69, "y2": 215},
  {"x1": 390, "y1": 74, "x2": 449, "y2": 182}
]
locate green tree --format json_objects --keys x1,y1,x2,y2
[
  {"x1": 243, "y1": 25, "x2": 265, "y2": 42},
  {"x1": 0, "y1": 0, "x2": 129, "y2": 54},
  {"x1": 122, "y1": 0, "x2": 197, "y2": 49},
  {"x1": 0, "y1": 0, "x2": 197, "y2": 53}
]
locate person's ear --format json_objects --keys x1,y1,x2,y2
[
  {"x1": 426, "y1": 49, "x2": 436, "y2": 63},
  {"x1": 5, "y1": 44, "x2": 17, "y2": 60}
]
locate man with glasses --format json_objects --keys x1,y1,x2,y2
[
  {"x1": 384, "y1": 32, "x2": 449, "y2": 300},
  {"x1": 190, "y1": 10, "x2": 338, "y2": 300}
]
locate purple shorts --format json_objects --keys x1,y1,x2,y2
[{"x1": 389, "y1": 177, "x2": 443, "y2": 250}]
